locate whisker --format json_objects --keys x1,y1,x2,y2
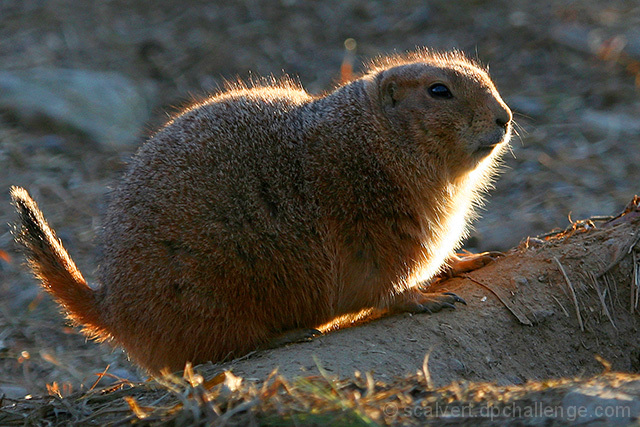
[{"x1": 513, "y1": 110, "x2": 534, "y2": 121}]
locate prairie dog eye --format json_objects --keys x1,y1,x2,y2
[{"x1": 428, "y1": 83, "x2": 453, "y2": 99}]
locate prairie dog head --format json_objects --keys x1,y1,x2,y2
[{"x1": 369, "y1": 51, "x2": 512, "y2": 176}]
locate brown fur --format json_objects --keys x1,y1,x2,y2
[{"x1": 12, "y1": 49, "x2": 512, "y2": 374}]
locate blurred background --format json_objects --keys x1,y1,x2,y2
[{"x1": 1, "y1": 0, "x2": 639, "y2": 395}]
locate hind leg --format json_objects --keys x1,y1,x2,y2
[
  {"x1": 265, "y1": 328, "x2": 322, "y2": 349},
  {"x1": 439, "y1": 251, "x2": 503, "y2": 278}
]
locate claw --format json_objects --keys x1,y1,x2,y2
[
  {"x1": 418, "y1": 305, "x2": 434, "y2": 314},
  {"x1": 390, "y1": 288, "x2": 467, "y2": 315},
  {"x1": 440, "y1": 302, "x2": 457, "y2": 310},
  {"x1": 415, "y1": 298, "x2": 458, "y2": 314},
  {"x1": 443, "y1": 292, "x2": 467, "y2": 305},
  {"x1": 305, "y1": 328, "x2": 322, "y2": 339}
]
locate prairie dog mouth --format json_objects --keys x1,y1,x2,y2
[{"x1": 474, "y1": 127, "x2": 510, "y2": 155}]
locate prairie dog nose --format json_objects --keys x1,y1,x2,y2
[{"x1": 494, "y1": 102, "x2": 512, "y2": 129}]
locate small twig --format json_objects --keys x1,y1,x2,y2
[
  {"x1": 553, "y1": 257, "x2": 584, "y2": 332},
  {"x1": 589, "y1": 272, "x2": 617, "y2": 330},
  {"x1": 594, "y1": 355, "x2": 612, "y2": 373},
  {"x1": 89, "y1": 364, "x2": 111, "y2": 391},
  {"x1": 603, "y1": 273, "x2": 621, "y2": 311},
  {"x1": 78, "y1": 406, "x2": 138, "y2": 424},
  {"x1": 634, "y1": 251, "x2": 639, "y2": 311},
  {"x1": 59, "y1": 397, "x2": 83, "y2": 422},
  {"x1": 588, "y1": 215, "x2": 615, "y2": 222},
  {"x1": 631, "y1": 251, "x2": 637, "y2": 312},
  {"x1": 194, "y1": 384, "x2": 218, "y2": 423},
  {"x1": 551, "y1": 295, "x2": 570, "y2": 318},
  {"x1": 464, "y1": 275, "x2": 533, "y2": 326},
  {"x1": 422, "y1": 349, "x2": 434, "y2": 390},
  {"x1": 227, "y1": 350, "x2": 257, "y2": 364},
  {"x1": 217, "y1": 399, "x2": 260, "y2": 426}
]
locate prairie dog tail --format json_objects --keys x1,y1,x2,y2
[{"x1": 11, "y1": 186, "x2": 107, "y2": 339}]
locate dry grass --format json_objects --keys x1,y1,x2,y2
[{"x1": 2, "y1": 361, "x2": 639, "y2": 426}]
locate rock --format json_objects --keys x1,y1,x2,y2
[
  {"x1": 108, "y1": 367, "x2": 141, "y2": 383},
  {"x1": 550, "y1": 24, "x2": 594, "y2": 55},
  {"x1": 0, "y1": 68, "x2": 156, "y2": 150},
  {"x1": 562, "y1": 384, "x2": 640, "y2": 425},
  {"x1": 581, "y1": 109, "x2": 640, "y2": 137},
  {"x1": 0, "y1": 384, "x2": 28, "y2": 399},
  {"x1": 625, "y1": 30, "x2": 640, "y2": 60}
]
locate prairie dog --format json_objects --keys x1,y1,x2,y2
[{"x1": 12, "y1": 49, "x2": 512, "y2": 373}]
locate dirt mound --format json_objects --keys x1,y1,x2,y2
[{"x1": 3, "y1": 200, "x2": 639, "y2": 425}]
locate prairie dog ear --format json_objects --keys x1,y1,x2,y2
[
  {"x1": 381, "y1": 79, "x2": 399, "y2": 108},
  {"x1": 379, "y1": 68, "x2": 413, "y2": 112}
]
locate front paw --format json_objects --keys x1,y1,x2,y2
[{"x1": 390, "y1": 290, "x2": 466, "y2": 314}]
